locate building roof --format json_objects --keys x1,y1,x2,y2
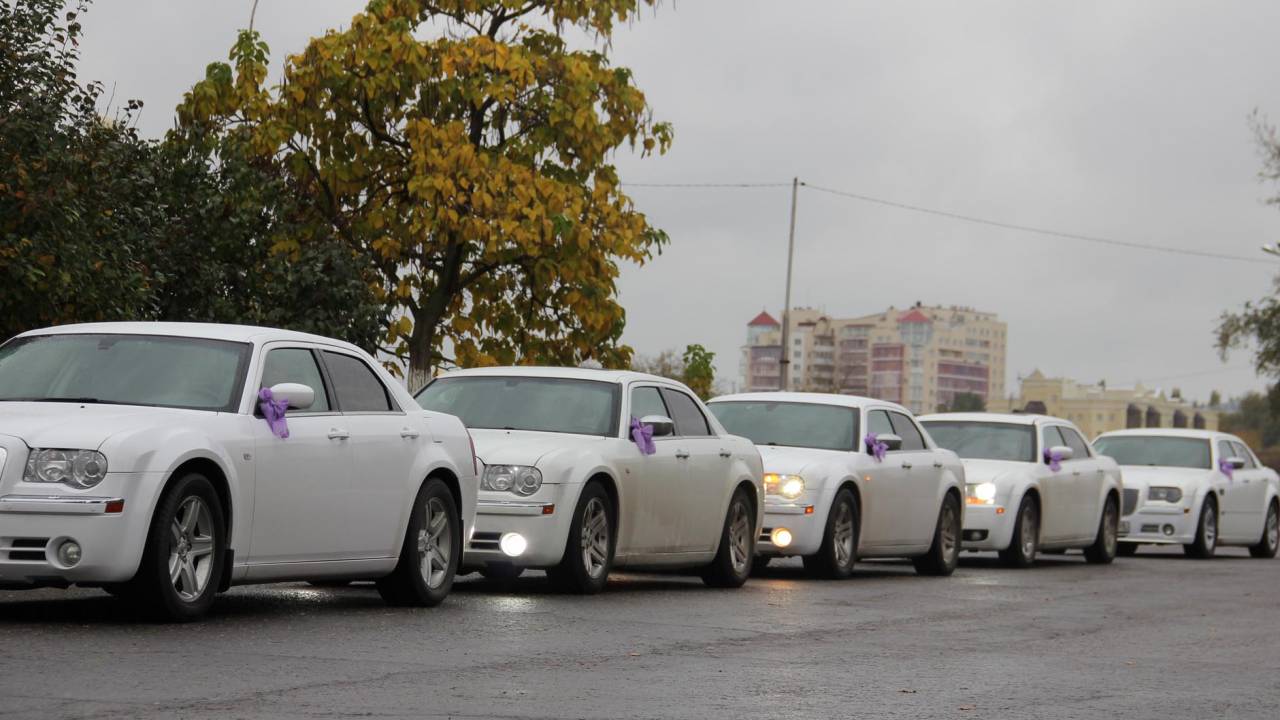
[
  {"x1": 898, "y1": 309, "x2": 932, "y2": 324},
  {"x1": 748, "y1": 311, "x2": 780, "y2": 327}
]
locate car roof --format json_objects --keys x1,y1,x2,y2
[
  {"x1": 436, "y1": 365, "x2": 677, "y2": 385},
  {"x1": 709, "y1": 391, "x2": 910, "y2": 414},
  {"x1": 14, "y1": 321, "x2": 361, "y2": 351},
  {"x1": 1095, "y1": 428, "x2": 1227, "y2": 441},
  {"x1": 918, "y1": 412, "x2": 1066, "y2": 426}
]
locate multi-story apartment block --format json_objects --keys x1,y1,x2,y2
[{"x1": 739, "y1": 303, "x2": 1008, "y2": 414}]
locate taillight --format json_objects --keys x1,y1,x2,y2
[{"x1": 467, "y1": 431, "x2": 478, "y2": 476}]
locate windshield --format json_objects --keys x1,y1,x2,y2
[
  {"x1": 1092, "y1": 436, "x2": 1211, "y2": 469},
  {"x1": 415, "y1": 376, "x2": 619, "y2": 436},
  {"x1": 708, "y1": 401, "x2": 858, "y2": 452},
  {"x1": 0, "y1": 333, "x2": 251, "y2": 412},
  {"x1": 920, "y1": 421, "x2": 1037, "y2": 462}
]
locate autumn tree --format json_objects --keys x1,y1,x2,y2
[
  {"x1": 181, "y1": 0, "x2": 672, "y2": 387},
  {"x1": 681, "y1": 344, "x2": 715, "y2": 400}
]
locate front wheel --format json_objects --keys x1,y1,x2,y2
[
  {"x1": 129, "y1": 473, "x2": 227, "y2": 622},
  {"x1": 803, "y1": 489, "x2": 858, "y2": 579},
  {"x1": 1183, "y1": 497, "x2": 1218, "y2": 559},
  {"x1": 547, "y1": 482, "x2": 614, "y2": 594},
  {"x1": 702, "y1": 488, "x2": 756, "y2": 588},
  {"x1": 913, "y1": 494, "x2": 961, "y2": 577},
  {"x1": 1083, "y1": 495, "x2": 1120, "y2": 564},
  {"x1": 1249, "y1": 501, "x2": 1279, "y2": 559},
  {"x1": 377, "y1": 478, "x2": 460, "y2": 607},
  {"x1": 998, "y1": 495, "x2": 1039, "y2": 568}
]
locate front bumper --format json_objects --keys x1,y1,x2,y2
[
  {"x1": 1119, "y1": 504, "x2": 1197, "y2": 545},
  {"x1": 463, "y1": 494, "x2": 572, "y2": 569},
  {"x1": 960, "y1": 502, "x2": 1015, "y2": 551},
  {"x1": 757, "y1": 501, "x2": 821, "y2": 556}
]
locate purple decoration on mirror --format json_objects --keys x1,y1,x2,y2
[
  {"x1": 864, "y1": 433, "x2": 887, "y2": 462},
  {"x1": 258, "y1": 387, "x2": 290, "y2": 439},
  {"x1": 1044, "y1": 447, "x2": 1063, "y2": 472},
  {"x1": 631, "y1": 416, "x2": 656, "y2": 455},
  {"x1": 1219, "y1": 459, "x2": 1234, "y2": 479}
]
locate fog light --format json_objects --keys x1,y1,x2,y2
[
  {"x1": 1162, "y1": 524, "x2": 1176, "y2": 537},
  {"x1": 499, "y1": 532, "x2": 527, "y2": 557},
  {"x1": 57, "y1": 540, "x2": 81, "y2": 567},
  {"x1": 770, "y1": 528, "x2": 793, "y2": 548}
]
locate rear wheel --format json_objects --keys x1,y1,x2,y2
[
  {"x1": 998, "y1": 495, "x2": 1039, "y2": 568},
  {"x1": 913, "y1": 494, "x2": 961, "y2": 577},
  {"x1": 547, "y1": 483, "x2": 614, "y2": 594},
  {"x1": 1249, "y1": 501, "x2": 1279, "y2": 559},
  {"x1": 128, "y1": 473, "x2": 226, "y2": 622},
  {"x1": 1083, "y1": 495, "x2": 1120, "y2": 564},
  {"x1": 702, "y1": 488, "x2": 756, "y2": 588},
  {"x1": 804, "y1": 489, "x2": 858, "y2": 579},
  {"x1": 1184, "y1": 496, "x2": 1218, "y2": 559},
  {"x1": 377, "y1": 478, "x2": 460, "y2": 607}
]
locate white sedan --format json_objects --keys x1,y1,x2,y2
[
  {"x1": 1093, "y1": 429, "x2": 1280, "y2": 559},
  {"x1": 0, "y1": 322, "x2": 478, "y2": 621},
  {"x1": 415, "y1": 367, "x2": 764, "y2": 593},
  {"x1": 919, "y1": 413, "x2": 1123, "y2": 566},
  {"x1": 706, "y1": 393, "x2": 966, "y2": 578}
]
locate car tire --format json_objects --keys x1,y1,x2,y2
[
  {"x1": 128, "y1": 472, "x2": 227, "y2": 622},
  {"x1": 702, "y1": 488, "x2": 756, "y2": 588},
  {"x1": 998, "y1": 495, "x2": 1039, "y2": 568},
  {"x1": 1248, "y1": 501, "x2": 1280, "y2": 559},
  {"x1": 1083, "y1": 495, "x2": 1120, "y2": 565},
  {"x1": 479, "y1": 563, "x2": 525, "y2": 581},
  {"x1": 1116, "y1": 543, "x2": 1139, "y2": 557},
  {"x1": 547, "y1": 482, "x2": 614, "y2": 595},
  {"x1": 1183, "y1": 496, "x2": 1218, "y2": 559},
  {"x1": 803, "y1": 489, "x2": 858, "y2": 579},
  {"x1": 913, "y1": 493, "x2": 961, "y2": 577},
  {"x1": 377, "y1": 478, "x2": 460, "y2": 607}
]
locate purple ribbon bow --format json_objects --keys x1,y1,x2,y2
[
  {"x1": 864, "y1": 433, "x2": 887, "y2": 462},
  {"x1": 258, "y1": 387, "x2": 290, "y2": 439},
  {"x1": 630, "y1": 416, "x2": 655, "y2": 456},
  {"x1": 1219, "y1": 459, "x2": 1234, "y2": 479},
  {"x1": 1044, "y1": 448, "x2": 1063, "y2": 472}
]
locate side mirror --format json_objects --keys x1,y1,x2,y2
[
  {"x1": 269, "y1": 382, "x2": 315, "y2": 410},
  {"x1": 640, "y1": 415, "x2": 675, "y2": 437},
  {"x1": 875, "y1": 433, "x2": 903, "y2": 452},
  {"x1": 1226, "y1": 456, "x2": 1247, "y2": 470},
  {"x1": 1047, "y1": 445, "x2": 1074, "y2": 463}
]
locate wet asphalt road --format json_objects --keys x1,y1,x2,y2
[{"x1": 0, "y1": 546, "x2": 1277, "y2": 720}]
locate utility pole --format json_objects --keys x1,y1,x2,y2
[{"x1": 779, "y1": 177, "x2": 799, "y2": 391}]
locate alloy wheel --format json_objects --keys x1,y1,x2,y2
[
  {"x1": 1019, "y1": 503, "x2": 1038, "y2": 559},
  {"x1": 168, "y1": 496, "x2": 215, "y2": 602},
  {"x1": 417, "y1": 497, "x2": 453, "y2": 589},
  {"x1": 728, "y1": 499, "x2": 752, "y2": 574},
  {"x1": 1204, "y1": 505, "x2": 1217, "y2": 550},
  {"x1": 580, "y1": 497, "x2": 610, "y2": 579},
  {"x1": 833, "y1": 501, "x2": 855, "y2": 568}
]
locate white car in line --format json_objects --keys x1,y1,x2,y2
[
  {"x1": 919, "y1": 413, "x2": 1122, "y2": 567},
  {"x1": 706, "y1": 393, "x2": 966, "y2": 578},
  {"x1": 414, "y1": 367, "x2": 764, "y2": 593},
  {"x1": 1093, "y1": 429, "x2": 1280, "y2": 559},
  {"x1": 0, "y1": 322, "x2": 478, "y2": 621}
]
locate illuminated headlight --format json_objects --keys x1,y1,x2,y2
[
  {"x1": 482, "y1": 465, "x2": 543, "y2": 496},
  {"x1": 966, "y1": 482, "x2": 997, "y2": 505},
  {"x1": 1148, "y1": 486, "x2": 1183, "y2": 503},
  {"x1": 764, "y1": 473, "x2": 805, "y2": 500},
  {"x1": 24, "y1": 449, "x2": 108, "y2": 489}
]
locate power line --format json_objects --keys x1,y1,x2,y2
[{"x1": 623, "y1": 181, "x2": 790, "y2": 188}]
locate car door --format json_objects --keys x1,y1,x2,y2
[
  {"x1": 249, "y1": 345, "x2": 355, "y2": 565},
  {"x1": 1058, "y1": 425, "x2": 1103, "y2": 540},
  {"x1": 888, "y1": 410, "x2": 944, "y2": 546},
  {"x1": 1231, "y1": 441, "x2": 1271, "y2": 535},
  {"x1": 319, "y1": 349, "x2": 419, "y2": 559},
  {"x1": 1037, "y1": 425, "x2": 1075, "y2": 543},
  {"x1": 622, "y1": 384, "x2": 689, "y2": 554},
  {"x1": 658, "y1": 387, "x2": 728, "y2": 553},
  {"x1": 858, "y1": 409, "x2": 910, "y2": 549},
  {"x1": 1217, "y1": 439, "x2": 1264, "y2": 542}
]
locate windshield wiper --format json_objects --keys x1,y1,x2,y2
[{"x1": 0, "y1": 397, "x2": 106, "y2": 404}]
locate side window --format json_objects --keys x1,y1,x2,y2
[
  {"x1": 1230, "y1": 441, "x2": 1258, "y2": 469},
  {"x1": 1058, "y1": 427, "x2": 1091, "y2": 460},
  {"x1": 868, "y1": 410, "x2": 894, "y2": 437},
  {"x1": 1041, "y1": 426, "x2": 1065, "y2": 453},
  {"x1": 888, "y1": 412, "x2": 926, "y2": 451},
  {"x1": 260, "y1": 348, "x2": 329, "y2": 413},
  {"x1": 659, "y1": 388, "x2": 711, "y2": 436},
  {"x1": 321, "y1": 351, "x2": 393, "y2": 412},
  {"x1": 1217, "y1": 440, "x2": 1235, "y2": 465},
  {"x1": 630, "y1": 386, "x2": 668, "y2": 420}
]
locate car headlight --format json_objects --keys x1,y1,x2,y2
[
  {"x1": 966, "y1": 482, "x2": 997, "y2": 505},
  {"x1": 1147, "y1": 486, "x2": 1183, "y2": 503},
  {"x1": 482, "y1": 465, "x2": 543, "y2": 496},
  {"x1": 764, "y1": 473, "x2": 805, "y2": 499},
  {"x1": 24, "y1": 449, "x2": 108, "y2": 489}
]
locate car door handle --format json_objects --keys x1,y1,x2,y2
[
  {"x1": 900, "y1": 462, "x2": 913, "y2": 470},
  {"x1": 327, "y1": 429, "x2": 350, "y2": 440},
  {"x1": 675, "y1": 450, "x2": 691, "y2": 459},
  {"x1": 400, "y1": 428, "x2": 421, "y2": 439},
  {"x1": 933, "y1": 461, "x2": 944, "y2": 469},
  {"x1": 1072, "y1": 471, "x2": 1081, "y2": 477},
  {"x1": 719, "y1": 449, "x2": 732, "y2": 458}
]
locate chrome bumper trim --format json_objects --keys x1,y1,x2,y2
[
  {"x1": 0, "y1": 495, "x2": 124, "y2": 515},
  {"x1": 476, "y1": 500, "x2": 554, "y2": 516},
  {"x1": 764, "y1": 502, "x2": 814, "y2": 516}
]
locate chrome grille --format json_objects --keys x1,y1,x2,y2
[{"x1": 1122, "y1": 489, "x2": 1139, "y2": 516}]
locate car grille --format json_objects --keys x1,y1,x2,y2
[
  {"x1": 1122, "y1": 489, "x2": 1140, "y2": 516},
  {"x1": 759, "y1": 527, "x2": 773, "y2": 543},
  {"x1": 469, "y1": 531, "x2": 502, "y2": 551},
  {"x1": 0, "y1": 537, "x2": 49, "y2": 563}
]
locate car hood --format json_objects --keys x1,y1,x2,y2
[
  {"x1": 0, "y1": 402, "x2": 212, "y2": 450},
  {"x1": 959, "y1": 458, "x2": 1034, "y2": 485},
  {"x1": 756, "y1": 444, "x2": 851, "y2": 478},
  {"x1": 1116, "y1": 465, "x2": 1211, "y2": 490},
  {"x1": 469, "y1": 428, "x2": 610, "y2": 468}
]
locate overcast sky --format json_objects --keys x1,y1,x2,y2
[{"x1": 76, "y1": 0, "x2": 1280, "y2": 403}]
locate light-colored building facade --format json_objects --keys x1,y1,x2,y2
[
  {"x1": 991, "y1": 370, "x2": 1219, "y2": 439},
  {"x1": 739, "y1": 304, "x2": 1008, "y2": 415}
]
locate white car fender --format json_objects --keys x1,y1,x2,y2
[{"x1": 397, "y1": 411, "x2": 478, "y2": 547}]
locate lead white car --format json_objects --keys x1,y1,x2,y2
[
  {"x1": 415, "y1": 368, "x2": 764, "y2": 593},
  {"x1": 919, "y1": 413, "x2": 1122, "y2": 567},
  {"x1": 0, "y1": 322, "x2": 478, "y2": 621},
  {"x1": 1093, "y1": 429, "x2": 1280, "y2": 559},
  {"x1": 706, "y1": 393, "x2": 966, "y2": 578}
]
